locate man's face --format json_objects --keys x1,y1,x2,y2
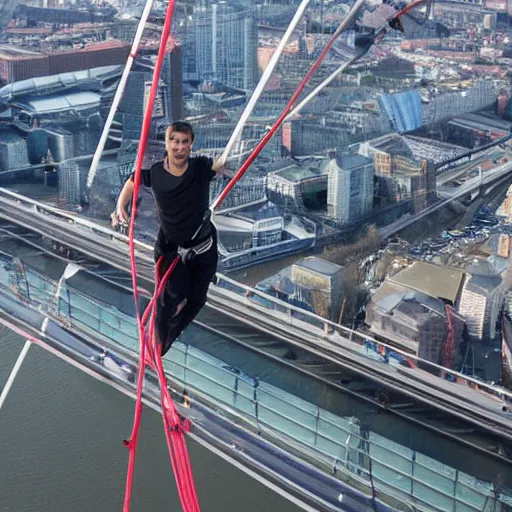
[{"x1": 166, "y1": 130, "x2": 193, "y2": 167}]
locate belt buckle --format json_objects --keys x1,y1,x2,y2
[{"x1": 177, "y1": 246, "x2": 191, "y2": 263}]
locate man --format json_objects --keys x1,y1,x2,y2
[{"x1": 112, "y1": 121, "x2": 225, "y2": 355}]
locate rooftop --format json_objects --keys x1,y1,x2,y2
[
  {"x1": 0, "y1": 127, "x2": 24, "y2": 145},
  {"x1": 293, "y1": 257, "x2": 343, "y2": 277},
  {"x1": 272, "y1": 158, "x2": 329, "y2": 183},
  {"x1": 45, "y1": 121, "x2": 89, "y2": 135},
  {"x1": 232, "y1": 201, "x2": 283, "y2": 222},
  {"x1": 335, "y1": 154, "x2": 372, "y2": 171},
  {"x1": 389, "y1": 261, "x2": 466, "y2": 305},
  {"x1": 50, "y1": 40, "x2": 129, "y2": 55},
  {"x1": 371, "y1": 135, "x2": 416, "y2": 160},
  {"x1": 464, "y1": 273, "x2": 502, "y2": 296},
  {"x1": 403, "y1": 136, "x2": 467, "y2": 165},
  {"x1": 0, "y1": 45, "x2": 42, "y2": 60},
  {"x1": 465, "y1": 256, "x2": 508, "y2": 278},
  {"x1": 10, "y1": 91, "x2": 101, "y2": 114},
  {"x1": 372, "y1": 281, "x2": 445, "y2": 317},
  {"x1": 0, "y1": 66, "x2": 122, "y2": 106},
  {"x1": 368, "y1": 133, "x2": 467, "y2": 164},
  {"x1": 449, "y1": 112, "x2": 512, "y2": 133}
]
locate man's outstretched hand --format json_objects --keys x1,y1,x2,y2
[{"x1": 111, "y1": 205, "x2": 128, "y2": 228}]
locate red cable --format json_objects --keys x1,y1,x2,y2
[
  {"x1": 212, "y1": 21, "x2": 357, "y2": 210},
  {"x1": 123, "y1": 0, "x2": 201, "y2": 510},
  {"x1": 144, "y1": 260, "x2": 198, "y2": 511}
]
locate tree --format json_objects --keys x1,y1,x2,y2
[
  {"x1": 338, "y1": 262, "x2": 369, "y2": 325},
  {"x1": 323, "y1": 225, "x2": 381, "y2": 266},
  {"x1": 310, "y1": 290, "x2": 331, "y2": 320},
  {"x1": 321, "y1": 227, "x2": 380, "y2": 325}
]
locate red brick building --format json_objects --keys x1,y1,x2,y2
[
  {"x1": 0, "y1": 41, "x2": 130, "y2": 83},
  {"x1": 48, "y1": 41, "x2": 130, "y2": 76}
]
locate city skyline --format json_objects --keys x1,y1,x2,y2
[{"x1": 1, "y1": 0, "x2": 512, "y2": 382}]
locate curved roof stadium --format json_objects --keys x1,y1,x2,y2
[
  {"x1": 0, "y1": 66, "x2": 122, "y2": 110},
  {"x1": 9, "y1": 91, "x2": 101, "y2": 116}
]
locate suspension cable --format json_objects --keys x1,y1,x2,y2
[{"x1": 85, "y1": 0, "x2": 157, "y2": 192}]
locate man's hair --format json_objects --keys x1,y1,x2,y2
[{"x1": 166, "y1": 121, "x2": 194, "y2": 142}]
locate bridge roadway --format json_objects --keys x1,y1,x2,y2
[{"x1": 0, "y1": 188, "x2": 511, "y2": 448}]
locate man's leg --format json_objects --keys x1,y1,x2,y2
[
  {"x1": 160, "y1": 237, "x2": 218, "y2": 355},
  {"x1": 155, "y1": 257, "x2": 190, "y2": 351}
]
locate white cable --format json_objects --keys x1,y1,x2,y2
[
  {"x1": 286, "y1": 0, "x2": 369, "y2": 120},
  {"x1": 85, "y1": 0, "x2": 156, "y2": 190},
  {"x1": 217, "y1": 0, "x2": 313, "y2": 166},
  {"x1": 286, "y1": 56, "x2": 357, "y2": 120},
  {"x1": 0, "y1": 340, "x2": 31, "y2": 410}
]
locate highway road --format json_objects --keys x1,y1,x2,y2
[{"x1": 380, "y1": 160, "x2": 512, "y2": 239}]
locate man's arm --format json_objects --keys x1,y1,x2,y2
[{"x1": 111, "y1": 178, "x2": 134, "y2": 227}]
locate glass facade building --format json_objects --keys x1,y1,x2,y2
[{"x1": 182, "y1": 3, "x2": 258, "y2": 91}]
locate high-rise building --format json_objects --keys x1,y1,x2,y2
[
  {"x1": 327, "y1": 154, "x2": 374, "y2": 225},
  {"x1": 58, "y1": 161, "x2": 86, "y2": 206},
  {"x1": 458, "y1": 268, "x2": 504, "y2": 345},
  {"x1": 161, "y1": 44, "x2": 183, "y2": 122},
  {"x1": 183, "y1": 3, "x2": 258, "y2": 91},
  {"x1": 120, "y1": 45, "x2": 182, "y2": 140},
  {"x1": 361, "y1": 134, "x2": 438, "y2": 212}
]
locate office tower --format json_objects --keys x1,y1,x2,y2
[
  {"x1": 120, "y1": 45, "x2": 182, "y2": 140},
  {"x1": 327, "y1": 154, "x2": 374, "y2": 225},
  {"x1": 59, "y1": 161, "x2": 86, "y2": 206},
  {"x1": 0, "y1": 128, "x2": 29, "y2": 172},
  {"x1": 183, "y1": 3, "x2": 258, "y2": 91}
]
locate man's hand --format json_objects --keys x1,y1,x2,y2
[
  {"x1": 212, "y1": 157, "x2": 227, "y2": 174},
  {"x1": 111, "y1": 205, "x2": 128, "y2": 228}
]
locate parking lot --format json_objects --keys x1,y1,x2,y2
[{"x1": 407, "y1": 205, "x2": 507, "y2": 265}]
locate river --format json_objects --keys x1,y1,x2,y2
[{"x1": 0, "y1": 327, "x2": 301, "y2": 512}]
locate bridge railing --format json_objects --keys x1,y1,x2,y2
[
  {"x1": 166, "y1": 342, "x2": 507, "y2": 512},
  {"x1": 0, "y1": 187, "x2": 154, "y2": 254},
  {"x1": 213, "y1": 273, "x2": 512, "y2": 407}
]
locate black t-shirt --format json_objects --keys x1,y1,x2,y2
[{"x1": 135, "y1": 156, "x2": 215, "y2": 247}]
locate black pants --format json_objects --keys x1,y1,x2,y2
[{"x1": 154, "y1": 227, "x2": 218, "y2": 356}]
